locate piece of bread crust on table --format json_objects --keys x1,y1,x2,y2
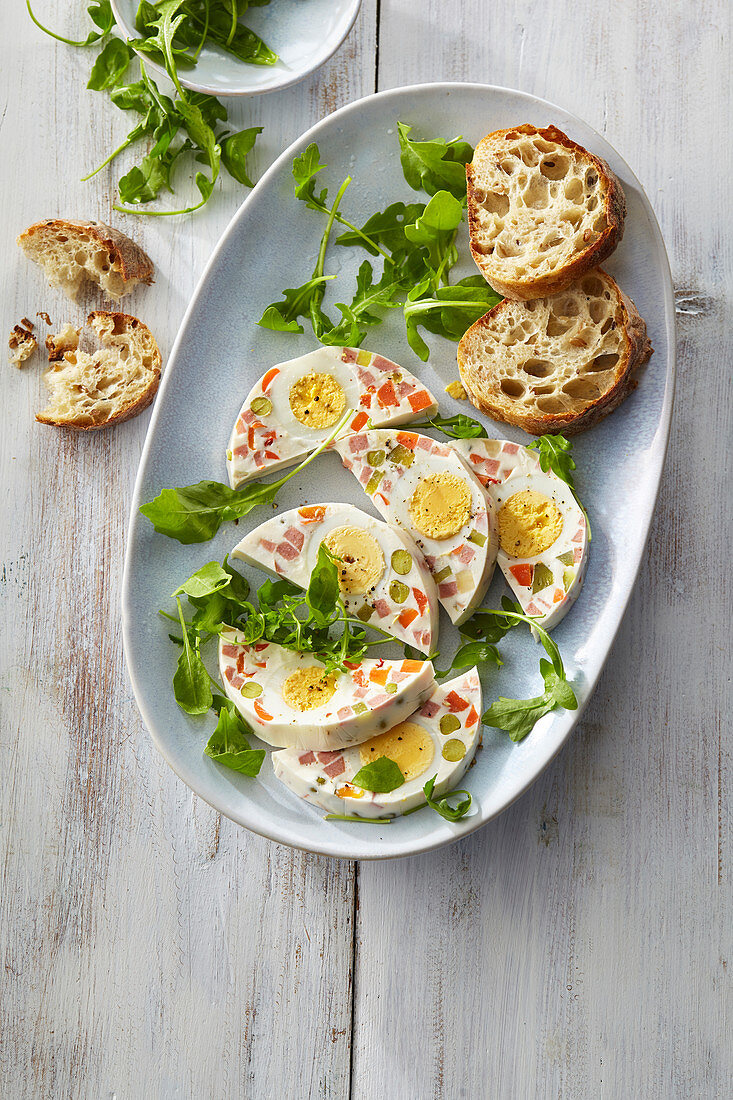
[
  {"x1": 17, "y1": 219, "x2": 154, "y2": 302},
  {"x1": 36, "y1": 311, "x2": 161, "y2": 430},
  {"x1": 457, "y1": 269, "x2": 652, "y2": 436},
  {"x1": 466, "y1": 124, "x2": 626, "y2": 301},
  {"x1": 8, "y1": 325, "x2": 38, "y2": 366}
]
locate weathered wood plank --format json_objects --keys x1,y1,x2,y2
[
  {"x1": 350, "y1": 2, "x2": 731, "y2": 1098},
  {"x1": 0, "y1": 2, "x2": 378, "y2": 1096}
]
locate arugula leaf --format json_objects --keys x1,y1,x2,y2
[
  {"x1": 305, "y1": 544, "x2": 341, "y2": 628},
  {"x1": 173, "y1": 560, "x2": 231, "y2": 598},
  {"x1": 140, "y1": 408, "x2": 351, "y2": 542},
  {"x1": 397, "y1": 122, "x2": 473, "y2": 200},
  {"x1": 352, "y1": 756, "x2": 405, "y2": 794},
  {"x1": 172, "y1": 598, "x2": 213, "y2": 714},
  {"x1": 258, "y1": 276, "x2": 336, "y2": 334},
  {"x1": 27, "y1": 0, "x2": 114, "y2": 47},
  {"x1": 423, "y1": 775, "x2": 472, "y2": 821},
  {"x1": 403, "y1": 189, "x2": 463, "y2": 280},
  {"x1": 204, "y1": 700, "x2": 265, "y2": 776},
  {"x1": 335, "y1": 201, "x2": 427, "y2": 256},
  {"x1": 477, "y1": 602, "x2": 578, "y2": 741},
  {"x1": 403, "y1": 277, "x2": 502, "y2": 360},
  {"x1": 87, "y1": 37, "x2": 133, "y2": 90},
  {"x1": 221, "y1": 125, "x2": 262, "y2": 188},
  {"x1": 435, "y1": 640, "x2": 502, "y2": 679},
  {"x1": 409, "y1": 412, "x2": 488, "y2": 439},
  {"x1": 527, "y1": 433, "x2": 591, "y2": 540}
]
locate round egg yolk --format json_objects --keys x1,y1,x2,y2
[
  {"x1": 323, "y1": 525, "x2": 385, "y2": 594},
  {"x1": 289, "y1": 372, "x2": 345, "y2": 428},
  {"x1": 498, "y1": 490, "x2": 563, "y2": 558},
  {"x1": 358, "y1": 722, "x2": 434, "y2": 782},
  {"x1": 409, "y1": 472, "x2": 471, "y2": 540},
  {"x1": 282, "y1": 667, "x2": 337, "y2": 711}
]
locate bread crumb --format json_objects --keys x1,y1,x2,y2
[
  {"x1": 8, "y1": 325, "x2": 37, "y2": 367},
  {"x1": 37, "y1": 311, "x2": 53, "y2": 326},
  {"x1": 21, "y1": 317, "x2": 34, "y2": 330},
  {"x1": 46, "y1": 322, "x2": 80, "y2": 362},
  {"x1": 445, "y1": 379, "x2": 468, "y2": 400}
]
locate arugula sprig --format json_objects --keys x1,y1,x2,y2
[
  {"x1": 258, "y1": 132, "x2": 501, "y2": 360},
  {"x1": 140, "y1": 409, "x2": 351, "y2": 543},
  {"x1": 28, "y1": 3, "x2": 263, "y2": 215},
  {"x1": 205, "y1": 695, "x2": 265, "y2": 776},
  {"x1": 527, "y1": 433, "x2": 591, "y2": 540},
  {"x1": 423, "y1": 775, "x2": 472, "y2": 821}
]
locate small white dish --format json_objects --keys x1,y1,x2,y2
[
  {"x1": 111, "y1": 0, "x2": 362, "y2": 97},
  {"x1": 122, "y1": 83, "x2": 675, "y2": 860}
]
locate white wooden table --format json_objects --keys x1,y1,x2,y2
[{"x1": 2, "y1": 2, "x2": 730, "y2": 1096}]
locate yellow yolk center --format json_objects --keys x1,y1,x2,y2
[
  {"x1": 358, "y1": 722, "x2": 435, "y2": 782},
  {"x1": 409, "y1": 472, "x2": 472, "y2": 540},
  {"x1": 498, "y1": 490, "x2": 563, "y2": 558},
  {"x1": 323, "y1": 525, "x2": 385, "y2": 594},
  {"x1": 289, "y1": 372, "x2": 346, "y2": 428},
  {"x1": 282, "y1": 667, "x2": 337, "y2": 711}
]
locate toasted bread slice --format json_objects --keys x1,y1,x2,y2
[
  {"x1": 457, "y1": 269, "x2": 652, "y2": 435},
  {"x1": 37, "y1": 311, "x2": 161, "y2": 430},
  {"x1": 466, "y1": 124, "x2": 626, "y2": 300},
  {"x1": 17, "y1": 219, "x2": 154, "y2": 302}
]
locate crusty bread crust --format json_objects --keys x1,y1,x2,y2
[
  {"x1": 457, "y1": 269, "x2": 652, "y2": 436},
  {"x1": 36, "y1": 311, "x2": 161, "y2": 430},
  {"x1": 17, "y1": 219, "x2": 154, "y2": 302},
  {"x1": 466, "y1": 124, "x2": 626, "y2": 301}
]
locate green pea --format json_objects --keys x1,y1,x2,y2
[
  {"x1": 366, "y1": 449, "x2": 385, "y2": 467},
  {"x1": 442, "y1": 738, "x2": 466, "y2": 762},
  {"x1": 389, "y1": 580, "x2": 409, "y2": 604},
  {"x1": 563, "y1": 567, "x2": 576, "y2": 592},
  {"x1": 251, "y1": 396, "x2": 272, "y2": 416},
  {"x1": 439, "y1": 714, "x2": 461, "y2": 736},
  {"x1": 557, "y1": 550, "x2": 574, "y2": 566},
  {"x1": 366, "y1": 470, "x2": 384, "y2": 494},
  {"x1": 391, "y1": 549, "x2": 413, "y2": 575},
  {"x1": 532, "y1": 562, "x2": 553, "y2": 593},
  {"x1": 241, "y1": 682, "x2": 262, "y2": 698}
]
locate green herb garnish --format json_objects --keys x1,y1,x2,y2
[
  {"x1": 423, "y1": 775, "x2": 472, "y2": 821},
  {"x1": 527, "y1": 433, "x2": 591, "y2": 540},
  {"x1": 409, "y1": 412, "x2": 488, "y2": 439},
  {"x1": 324, "y1": 814, "x2": 393, "y2": 825},
  {"x1": 351, "y1": 756, "x2": 405, "y2": 794},
  {"x1": 204, "y1": 697, "x2": 265, "y2": 776},
  {"x1": 172, "y1": 597, "x2": 213, "y2": 713},
  {"x1": 140, "y1": 409, "x2": 351, "y2": 543}
]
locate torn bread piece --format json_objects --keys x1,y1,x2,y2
[
  {"x1": 36, "y1": 311, "x2": 161, "y2": 430},
  {"x1": 8, "y1": 325, "x2": 38, "y2": 366},
  {"x1": 17, "y1": 219, "x2": 154, "y2": 302},
  {"x1": 46, "y1": 323, "x2": 80, "y2": 362}
]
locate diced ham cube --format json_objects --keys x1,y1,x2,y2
[
  {"x1": 373, "y1": 599, "x2": 391, "y2": 618},
  {"x1": 299, "y1": 751, "x2": 316, "y2": 765},
  {"x1": 372, "y1": 355, "x2": 396, "y2": 372},
  {"x1": 350, "y1": 434, "x2": 368, "y2": 452},
  {"x1": 221, "y1": 644, "x2": 240, "y2": 658},
  {"x1": 439, "y1": 581, "x2": 458, "y2": 597},
  {"x1": 359, "y1": 467, "x2": 373, "y2": 486},
  {"x1": 284, "y1": 527, "x2": 304, "y2": 550},
  {"x1": 574, "y1": 547, "x2": 583, "y2": 563},
  {"x1": 337, "y1": 707, "x2": 353, "y2": 721},
  {"x1": 317, "y1": 750, "x2": 341, "y2": 763},
  {"x1": 420, "y1": 701, "x2": 440, "y2": 718},
  {"x1": 417, "y1": 437, "x2": 433, "y2": 451},
  {"x1": 368, "y1": 693, "x2": 391, "y2": 707},
  {"x1": 503, "y1": 443, "x2": 519, "y2": 454},
  {"x1": 453, "y1": 544, "x2": 475, "y2": 565},
  {"x1": 276, "y1": 541, "x2": 299, "y2": 561},
  {"x1": 323, "y1": 757, "x2": 346, "y2": 778},
  {"x1": 341, "y1": 348, "x2": 358, "y2": 363}
]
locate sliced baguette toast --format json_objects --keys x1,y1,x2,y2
[
  {"x1": 466, "y1": 124, "x2": 626, "y2": 300},
  {"x1": 17, "y1": 219, "x2": 154, "y2": 302},
  {"x1": 457, "y1": 269, "x2": 652, "y2": 436},
  {"x1": 37, "y1": 311, "x2": 161, "y2": 430}
]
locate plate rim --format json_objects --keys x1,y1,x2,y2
[
  {"x1": 110, "y1": 0, "x2": 363, "y2": 98},
  {"x1": 121, "y1": 80, "x2": 676, "y2": 860}
]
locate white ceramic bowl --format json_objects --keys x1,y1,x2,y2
[{"x1": 111, "y1": 0, "x2": 362, "y2": 97}]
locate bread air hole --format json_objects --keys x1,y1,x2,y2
[
  {"x1": 563, "y1": 378, "x2": 601, "y2": 400},
  {"x1": 500, "y1": 378, "x2": 525, "y2": 398},
  {"x1": 535, "y1": 396, "x2": 566, "y2": 413},
  {"x1": 516, "y1": 143, "x2": 540, "y2": 167},
  {"x1": 582, "y1": 275, "x2": 604, "y2": 297},
  {"x1": 484, "y1": 191, "x2": 510, "y2": 216},
  {"x1": 564, "y1": 177, "x2": 584, "y2": 203},
  {"x1": 588, "y1": 353, "x2": 619, "y2": 372},
  {"x1": 589, "y1": 299, "x2": 609, "y2": 324},
  {"x1": 533, "y1": 138, "x2": 555, "y2": 154},
  {"x1": 523, "y1": 358, "x2": 552, "y2": 378},
  {"x1": 540, "y1": 156, "x2": 569, "y2": 180},
  {"x1": 546, "y1": 316, "x2": 573, "y2": 337},
  {"x1": 523, "y1": 176, "x2": 549, "y2": 208}
]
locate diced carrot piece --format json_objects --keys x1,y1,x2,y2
[
  {"x1": 369, "y1": 667, "x2": 389, "y2": 685},
  {"x1": 377, "y1": 380, "x2": 397, "y2": 407},
  {"x1": 264, "y1": 451, "x2": 279, "y2": 460},
  {"x1": 298, "y1": 505, "x2": 326, "y2": 524},
  {"x1": 401, "y1": 659, "x2": 423, "y2": 674},
  {"x1": 509, "y1": 563, "x2": 534, "y2": 587},
  {"x1": 350, "y1": 410, "x2": 369, "y2": 430},
  {"x1": 253, "y1": 698, "x2": 273, "y2": 721},
  {"x1": 262, "y1": 367, "x2": 280, "y2": 392},
  {"x1": 398, "y1": 608, "x2": 419, "y2": 628},
  {"x1": 336, "y1": 784, "x2": 364, "y2": 799},
  {"x1": 412, "y1": 588, "x2": 428, "y2": 615},
  {"x1": 407, "y1": 389, "x2": 433, "y2": 413},
  {"x1": 466, "y1": 705, "x2": 479, "y2": 727},
  {"x1": 396, "y1": 431, "x2": 418, "y2": 449},
  {"x1": 375, "y1": 492, "x2": 390, "y2": 508},
  {"x1": 553, "y1": 588, "x2": 564, "y2": 603},
  {"x1": 248, "y1": 425, "x2": 256, "y2": 450},
  {"x1": 359, "y1": 392, "x2": 373, "y2": 407},
  {"x1": 445, "y1": 690, "x2": 469, "y2": 712}
]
